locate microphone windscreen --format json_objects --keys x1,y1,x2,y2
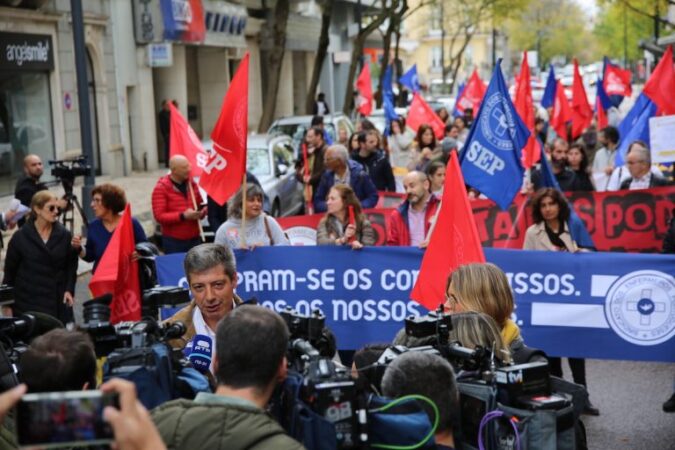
[{"x1": 188, "y1": 334, "x2": 213, "y2": 373}]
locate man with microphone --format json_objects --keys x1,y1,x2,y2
[{"x1": 165, "y1": 243, "x2": 243, "y2": 375}]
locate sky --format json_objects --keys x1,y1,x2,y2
[{"x1": 574, "y1": 0, "x2": 599, "y2": 17}]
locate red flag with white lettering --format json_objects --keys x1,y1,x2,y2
[
  {"x1": 200, "y1": 53, "x2": 249, "y2": 206},
  {"x1": 603, "y1": 63, "x2": 632, "y2": 97},
  {"x1": 356, "y1": 63, "x2": 373, "y2": 116},
  {"x1": 455, "y1": 69, "x2": 486, "y2": 118},
  {"x1": 410, "y1": 151, "x2": 485, "y2": 310},
  {"x1": 168, "y1": 102, "x2": 207, "y2": 176},
  {"x1": 406, "y1": 93, "x2": 446, "y2": 140},
  {"x1": 89, "y1": 204, "x2": 141, "y2": 323}
]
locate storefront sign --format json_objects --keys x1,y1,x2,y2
[
  {"x1": 203, "y1": 0, "x2": 248, "y2": 47},
  {"x1": 0, "y1": 32, "x2": 53, "y2": 71},
  {"x1": 160, "y1": 0, "x2": 206, "y2": 43},
  {"x1": 132, "y1": 0, "x2": 161, "y2": 44},
  {"x1": 147, "y1": 42, "x2": 173, "y2": 67}
]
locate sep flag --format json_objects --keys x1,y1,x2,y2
[
  {"x1": 89, "y1": 204, "x2": 141, "y2": 323},
  {"x1": 460, "y1": 60, "x2": 530, "y2": 210},
  {"x1": 411, "y1": 151, "x2": 485, "y2": 310},
  {"x1": 200, "y1": 52, "x2": 249, "y2": 206},
  {"x1": 168, "y1": 102, "x2": 207, "y2": 176}
]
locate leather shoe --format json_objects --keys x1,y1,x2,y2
[
  {"x1": 663, "y1": 393, "x2": 675, "y2": 413},
  {"x1": 582, "y1": 399, "x2": 600, "y2": 416}
]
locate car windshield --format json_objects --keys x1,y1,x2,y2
[
  {"x1": 247, "y1": 147, "x2": 270, "y2": 176},
  {"x1": 270, "y1": 122, "x2": 336, "y2": 146}
]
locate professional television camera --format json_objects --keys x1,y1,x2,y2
[{"x1": 48, "y1": 156, "x2": 92, "y2": 232}]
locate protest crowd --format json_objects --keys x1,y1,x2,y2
[{"x1": 0, "y1": 30, "x2": 674, "y2": 450}]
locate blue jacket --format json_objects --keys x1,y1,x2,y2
[{"x1": 313, "y1": 160, "x2": 379, "y2": 213}]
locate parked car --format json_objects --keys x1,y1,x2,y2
[
  {"x1": 202, "y1": 134, "x2": 303, "y2": 218},
  {"x1": 368, "y1": 107, "x2": 408, "y2": 134},
  {"x1": 268, "y1": 113, "x2": 354, "y2": 150}
]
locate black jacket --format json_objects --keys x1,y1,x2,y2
[
  {"x1": 531, "y1": 167, "x2": 582, "y2": 192},
  {"x1": 351, "y1": 149, "x2": 396, "y2": 191},
  {"x1": 14, "y1": 176, "x2": 47, "y2": 227},
  {"x1": 619, "y1": 174, "x2": 671, "y2": 190},
  {"x1": 3, "y1": 221, "x2": 77, "y2": 323}
]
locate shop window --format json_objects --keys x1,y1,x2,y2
[{"x1": 0, "y1": 72, "x2": 54, "y2": 196}]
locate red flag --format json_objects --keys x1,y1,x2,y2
[
  {"x1": 455, "y1": 69, "x2": 486, "y2": 118},
  {"x1": 168, "y1": 103, "x2": 207, "y2": 177},
  {"x1": 642, "y1": 45, "x2": 675, "y2": 115},
  {"x1": 200, "y1": 52, "x2": 249, "y2": 206},
  {"x1": 596, "y1": 95, "x2": 608, "y2": 130},
  {"x1": 513, "y1": 53, "x2": 540, "y2": 169},
  {"x1": 571, "y1": 59, "x2": 593, "y2": 139},
  {"x1": 551, "y1": 81, "x2": 572, "y2": 139},
  {"x1": 355, "y1": 63, "x2": 373, "y2": 116},
  {"x1": 407, "y1": 93, "x2": 446, "y2": 140},
  {"x1": 410, "y1": 151, "x2": 485, "y2": 310},
  {"x1": 89, "y1": 204, "x2": 141, "y2": 323},
  {"x1": 603, "y1": 63, "x2": 632, "y2": 97}
]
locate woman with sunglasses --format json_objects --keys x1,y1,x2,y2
[
  {"x1": 3, "y1": 190, "x2": 78, "y2": 324},
  {"x1": 71, "y1": 183, "x2": 147, "y2": 272}
]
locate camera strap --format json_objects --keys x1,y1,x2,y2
[{"x1": 477, "y1": 410, "x2": 521, "y2": 450}]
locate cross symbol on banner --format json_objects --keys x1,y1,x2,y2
[
  {"x1": 626, "y1": 289, "x2": 666, "y2": 326},
  {"x1": 491, "y1": 108, "x2": 508, "y2": 137}
]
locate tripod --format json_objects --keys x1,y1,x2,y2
[{"x1": 60, "y1": 177, "x2": 88, "y2": 235}]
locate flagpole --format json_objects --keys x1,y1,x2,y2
[
  {"x1": 240, "y1": 174, "x2": 248, "y2": 249},
  {"x1": 188, "y1": 182, "x2": 206, "y2": 242}
]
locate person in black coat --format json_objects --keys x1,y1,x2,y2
[
  {"x1": 350, "y1": 130, "x2": 396, "y2": 192},
  {"x1": 567, "y1": 143, "x2": 595, "y2": 192},
  {"x1": 3, "y1": 190, "x2": 78, "y2": 324}
]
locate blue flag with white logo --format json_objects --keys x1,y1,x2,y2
[
  {"x1": 460, "y1": 60, "x2": 530, "y2": 210},
  {"x1": 615, "y1": 93, "x2": 658, "y2": 166},
  {"x1": 382, "y1": 65, "x2": 398, "y2": 136},
  {"x1": 541, "y1": 65, "x2": 556, "y2": 109},
  {"x1": 399, "y1": 64, "x2": 420, "y2": 93},
  {"x1": 539, "y1": 149, "x2": 595, "y2": 248}
]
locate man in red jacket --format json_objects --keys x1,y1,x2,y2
[
  {"x1": 387, "y1": 171, "x2": 439, "y2": 247},
  {"x1": 152, "y1": 155, "x2": 206, "y2": 254}
]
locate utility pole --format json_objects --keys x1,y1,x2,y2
[
  {"x1": 440, "y1": 1, "x2": 445, "y2": 91},
  {"x1": 70, "y1": 0, "x2": 95, "y2": 223}
]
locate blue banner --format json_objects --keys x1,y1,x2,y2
[{"x1": 157, "y1": 247, "x2": 675, "y2": 362}]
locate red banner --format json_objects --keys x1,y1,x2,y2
[{"x1": 280, "y1": 188, "x2": 674, "y2": 252}]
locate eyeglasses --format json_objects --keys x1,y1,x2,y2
[{"x1": 47, "y1": 205, "x2": 59, "y2": 213}]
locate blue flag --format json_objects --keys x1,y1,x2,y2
[
  {"x1": 538, "y1": 149, "x2": 595, "y2": 248},
  {"x1": 541, "y1": 65, "x2": 556, "y2": 109},
  {"x1": 615, "y1": 93, "x2": 658, "y2": 166},
  {"x1": 460, "y1": 60, "x2": 530, "y2": 210},
  {"x1": 382, "y1": 65, "x2": 398, "y2": 136},
  {"x1": 399, "y1": 64, "x2": 420, "y2": 93},
  {"x1": 452, "y1": 82, "x2": 465, "y2": 118},
  {"x1": 595, "y1": 77, "x2": 612, "y2": 111}
]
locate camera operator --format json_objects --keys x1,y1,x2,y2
[
  {"x1": 164, "y1": 244, "x2": 243, "y2": 359},
  {"x1": 19, "y1": 329, "x2": 97, "y2": 392},
  {"x1": 14, "y1": 155, "x2": 47, "y2": 228},
  {"x1": 381, "y1": 352, "x2": 460, "y2": 450},
  {"x1": 151, "y1": 305, "x2": 304, "y2": 450}
]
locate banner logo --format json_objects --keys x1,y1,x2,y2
[
  {"x1": 480, "y1": 93, "x2": 516, "y2": 151},
  {"x1": 604, "y1": 270, "x2": 675, "y2": 346}
]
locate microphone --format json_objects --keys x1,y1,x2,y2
[{"x1": 188, "y1": 334, "x2": 213, "y2": 373}]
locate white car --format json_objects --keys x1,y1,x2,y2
[{"x1": 268, "y1": 113, "x2": 354, "y2": 150}]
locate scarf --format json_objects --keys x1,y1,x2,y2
[
  {"x1": 501, "y1": 319, "x2": 521, "y2": 346},
  {"x1": 544, "y1": 220, "x2": 569, "y2": 252}
]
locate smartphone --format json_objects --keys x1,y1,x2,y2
[{"x1": 16, "y1": 390, "x2": 119, "y2": 449}]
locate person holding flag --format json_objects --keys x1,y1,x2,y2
[
  {"x1": 316, "y1": 184, "x2": 375, "y2": 250},
  {"x1": 151, "y1": 155, "x2": 206, "y2": 254}
]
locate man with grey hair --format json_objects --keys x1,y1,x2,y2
[
  {"x1": 619, "y1": 141, "x2": 671, "y2": 190},
  {"x1": 381, "y1": 352, "x2": 460, "y2": 449},
  {"x1": 312, "y1": 144, "x2": 378, "y2": 212},
  {"x1": 387, "y1": 171, "x2": 439, "y2": 247},
  {"x1": 165, "y1": 243, "x2": 242, "y2": 358}
]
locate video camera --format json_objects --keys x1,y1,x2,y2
[
  {"x1": 276, "y1": 306, "x2": 368, "y2": 449},
  {"x1": 49, "y1": 155, "x2": 91, "y2": 181}
]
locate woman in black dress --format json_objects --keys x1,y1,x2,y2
[{"x1": 3, "y1": 190, "x2": 78, "y2": 324}]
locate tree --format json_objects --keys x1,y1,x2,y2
[
  {"x1": 305, "y1": 0, "x2": 334, "y2": 114},
  {"x1": 506, "y1": 0, "x2": 598, "y2": 66},
  {"x1": 343, "y1": 0, "x2": 402, "y2": 116},
  {"x1": 375, "y1": 1, "x2": 409, "y2": 107},
  {"x1": 594, "y1": 0, "x2": 673, "y2": 63},
  {"x1": 258, "y1": 0, "x2": 291, "y2": 132}
]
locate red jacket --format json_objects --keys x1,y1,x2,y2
[
  {"x1": 151, "y1": 175, "x2": 204, "y2": 240},
  {"x1": 387, "y1": 195, "x2": 440, "y2": 246}
]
